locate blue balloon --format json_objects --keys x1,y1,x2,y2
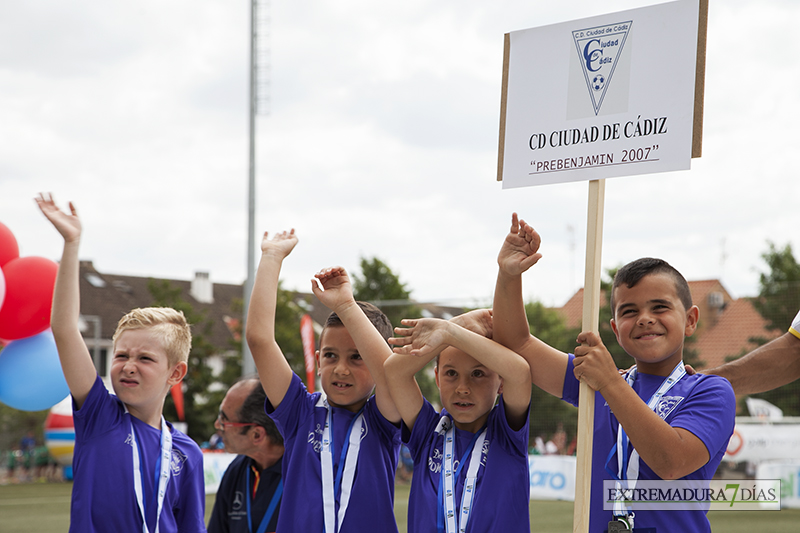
[{"x1": 0, "y1": 330, "x2": 70, "y2": 411}]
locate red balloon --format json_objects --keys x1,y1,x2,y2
[
  {"x1": 0, "y1": 256, "x2": 58, "y2": 340},
  {"x1": 0, "y1": 221, "x2": 19, "y2": 267}
]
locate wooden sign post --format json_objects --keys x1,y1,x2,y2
[{"x1": 497, "y1": 1, "x2": 707, "y2": 530}]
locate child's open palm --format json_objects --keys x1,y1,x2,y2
[
  {"x1": 35, "y1": 193, "x2": 81, "y2": 243},
  {"x1": 260, "y1": 229, "x2": 297, "y2": 259},
  {"x1": 497, "y1": 212, "x2": 542, "y2": 276},
  {"x1": 390, "y1": 318, "x2": 450, "y2": 357}
]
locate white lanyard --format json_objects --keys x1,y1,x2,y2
[
  {"x1": 611, "y1": 361, "x2": 685, "y2": 523},
  {"x1": 439, "y1": 417, "x2": 488, "y2": 533},
  {"x1": 128, "y1": 411, "x2": 172, "y2": 533},
  {"x1": 319, "y1": 398, "x2": 365, "y2": 533}
]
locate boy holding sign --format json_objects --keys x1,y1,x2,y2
[
  {"x1": 493, "y1": 213, "x2": 734, "y2": 532},
  {"x1": 385, "y1": 312, "x2": 532, "y2": 533}
]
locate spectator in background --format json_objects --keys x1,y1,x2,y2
[{"x1": 208, "y1": 378, "x2": 284, "y2": 533}]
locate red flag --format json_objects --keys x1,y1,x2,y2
[
  {"x1": 170, "y1": 382, "x2": 185, "y2": 421},
  {"x1": 300, "y1": 314, "x2": 316, "y2": 393}
]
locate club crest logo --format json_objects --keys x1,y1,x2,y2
[
  {"x1": 654, "y1": 395, "x2": 684, "y2": 420},
  {"x1": 572, "y1": 21, "x2": 632, "y2": 115},
  {"x1": 170, "y1": 448, "x2": 187, "y2": 475}
]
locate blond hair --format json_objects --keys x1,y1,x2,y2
[{"x1": 112, "y1": 307, "x2": 192, "y2": 367}]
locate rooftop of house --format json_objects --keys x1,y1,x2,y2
[
  {"x1": 76, "y1": 261, "x2": 467, "y2": 353},
  {"x1": 76, "y1": 261, "x2": 778, "y2": 369}
]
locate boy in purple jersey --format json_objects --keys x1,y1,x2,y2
[
  {"x1": 493, "y1": 213, "x2": 735, "y2": 533},
  {"x1": 385, "y1": 312, "x2": 532, "y2": 533},
  {"x1": 36, "y1": 193, "x2": 205, "y2": 533},
  {"x1": 245, "y1": 229, "x2": 402, "y2": 533}
]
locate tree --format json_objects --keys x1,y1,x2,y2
[
  {"x1": 272, "y1": 285, "x2": 308, "y2": 380},
  {"x1": 148, "y1": 279, "x2": 228, "y2": 443},
  {"x1": 753, "y1": 242, "x2": 800, "y2": 332},
  {"x1": 351, "y1": 256, "x2": 439, "y2": 403},
  {"x1": 525, "y1": 301, "x2": 581, "y2": 451},
  {"x1": 352, "y1": 257, "x2": 421, "y2": 328},
  {"x1": 747, "y1": 242, "x2": 800, "y2": 415}
]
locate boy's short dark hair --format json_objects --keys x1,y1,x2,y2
[
  {"x1": 610, "y1": 258, "x2": 693, "y2": 315},
  {"x1": 324, "y1": 301, "x2": 393, "y2": 342},
  {"x1": 236, "y1": 378, "x2": 283, "y2": 445}
]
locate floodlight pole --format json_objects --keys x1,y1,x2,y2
[{"x1": 242, "y1": 0, "x2": 259, "y2": 378}]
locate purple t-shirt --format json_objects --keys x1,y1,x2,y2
[
  {"x1": 266, "y1": 374, "x2": 401, "y2": 533},
  {"x1": 562, "y1": 355, "x2": 735, "y2": 533},
  {"x1": 403, "y1": 397, "x2": 531, "y2": 533},
  {"x1": 71, "y1": 376, "x2": 206, "y2": 533}
]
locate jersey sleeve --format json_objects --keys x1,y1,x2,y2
[
  {"x1": 669, "y1": 375, "x2": 736, "y2": 459},
  {"x1": 490, "y1": 395, "x2": 531, "y2": 457},
  {"x1": 265, "y1": 373, "x2": 310, "y2": 441},
  {"x1": 561, "y1": 354, "x2": 580, "y2": 406},
  {"x1": 402, "y1": 398, "x2": 439, "y2": 462},
  {"x1": 72, "y1": 375, "x2": 124, "y2": 441},
  {"x1": 174, "y1": 444, "x2": 207, "y2": 533}
]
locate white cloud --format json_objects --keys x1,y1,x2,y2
[{"x1": 1, "y1": 0, "x2": 797, "y2": 314}]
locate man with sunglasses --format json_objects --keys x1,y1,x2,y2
[{"x1": 208, "y1": 378, "x2": 285, "y2": 533}]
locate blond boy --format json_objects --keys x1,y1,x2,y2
[
  {"x1": 36, "y1": 193, "x2": 205, "y2": 533},
  {"x1": 493, "y1": 213, "x2": 735, "y2": 532}
]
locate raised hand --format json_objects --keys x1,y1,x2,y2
[
  {"x1": 260, "y1": 229, "x2": 298, "y2": 259},
  {"x1": 497, "y1": 213, "x2": 542, "y2": 276},
  {"x1": 35, "y1": 193, "x2": 81, "y2": 243},
  {"x1": 389, "y1": 318, "x2": 451, "y2": 357},
  {"x1": 450, "y1": 309, "x2": 493, "y2": 339},
  {"x1": 311, "y1": 266, "x2": 355, "y2": 312}
]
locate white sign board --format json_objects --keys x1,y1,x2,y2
[
  {"x1": 528, "y1": 455, "x2": 577, "y2": 501},
  {"x1": 498, "y1": 0, "x2": 703, "y2": 188},
  {"x1": 725, "y1": 424, "x2": 800, "y2": 463},
  {"x1": 203, "y1": 452, "x2": 237, "y2": 494},
  {"x1": 757, "y1": 461, "x2": 800, "y2": 509}
]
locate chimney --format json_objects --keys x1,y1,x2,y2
[{"x1": 191, "y1": 271, "x2": 214, "y2": 304}]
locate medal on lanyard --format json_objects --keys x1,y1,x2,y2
[
  {"x1": 605, "y1": 361, "x2": 686, "y2": 529},
  {"x1": 320, "y1": 399, "x2": 365, "y2": 533},
  {"x1": 437, "y1": 416, "x2": 488, "y2": 533},
  {"x1": 128, "y1": 411, "x2": 172, "y2": 533}
]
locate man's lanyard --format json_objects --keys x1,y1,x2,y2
[
  {"x1": 435, "y1": 416, "x2": 488, "y2": 533},
  {"x1": 128, "y1": 412, "x2": 172, "y2": 533},
  {"x1": 246, "y1": 464, "x2": 283, "y2": 533},
  {"x1": 604, "y1": 361, "x2": 686, "y2": 528},
  {"x1": 319, "y1": 399, "x2": 365, "y2": 533}
]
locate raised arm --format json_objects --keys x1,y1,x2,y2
[
  {"x1": 704, "y1": 330, "x2": 800, "y2": 395},
  {"x1": 311, "y1": 267, "x2": 400, "y2": 423},
  {"x1": 574, "y1": 331, "x2": 711, "y2": 479},
  {"x1": 245, "y1": 230, "x2": 298, "y2": 409},
  {"x1": 35, "y1": 194, "x2": 97, "y2": 408},
  {"x1": 390, "y1": 318, "x2": 531, "y2": 431},
  {"x1": 492, "y1": 213, "x2": 568, "y2": 397},
  {"x1": 383, "y1": 344, "x2": 436, "y2": 432}
]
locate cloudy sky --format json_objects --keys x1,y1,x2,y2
[{"x1": 1, "y1": 0, "x2": 797, "y2": 313}]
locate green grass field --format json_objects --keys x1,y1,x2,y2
[{"x1": 2, "y1": 481, "x2": 799, "y2": 532}]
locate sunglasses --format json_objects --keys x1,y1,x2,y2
[{"x1": 215, "y1": 413, "x2": 257, "y2": 431}]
